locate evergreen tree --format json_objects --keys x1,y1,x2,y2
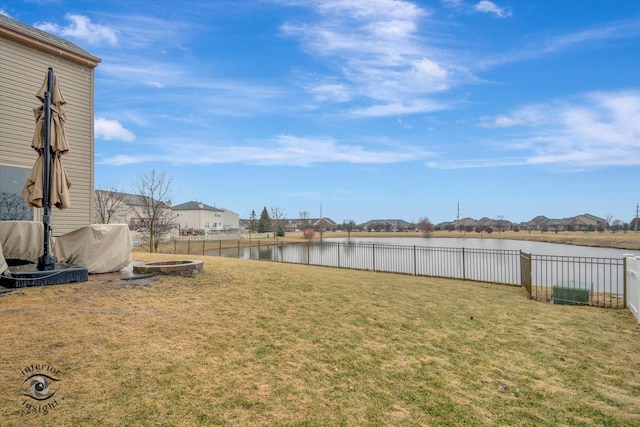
[{"x1": 258, "y1": 206, "x2": 272, "y2": 233}]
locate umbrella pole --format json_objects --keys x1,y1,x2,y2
[{"x1": 37, "y1": 67, "x2": 55, "y2": 271}]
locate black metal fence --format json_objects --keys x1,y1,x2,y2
[
  {"x1": 522, "y1": 252, "x2": 625, "y2": 308},
  {"x1": 162, "y1": 239, "x2": 626, "y2": 308}
]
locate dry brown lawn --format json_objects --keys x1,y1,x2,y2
[{"x1": 1, "y1": 253, "x2": 639, "y2": 426}]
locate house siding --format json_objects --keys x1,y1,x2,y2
[{"x1": 0, "y1": 21, "x2": 98, "y2": 235}]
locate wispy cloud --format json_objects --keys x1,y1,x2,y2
[
  {"x1": 98, "y1": 134, "x2": 432, "y2": 166},
  {"x1": 541, "y1": 19, "x2": 640, "y2": 54},
  {"x1": 474, "y1": 1, "x2": 511, "y2": 18},
  {"x1": 35, "y1": 14, "x2": 118, "y2": 46},
  {"x1": 481, "y1": 17, "x2": 640, "y2": 68},
  {"x1": 33, "y1": 12, "x2": 195, "y2": 50},
  {"x1": 93, "y1": 13, "x2": 196, "y2": 50},
  {"x1": 427, "y1": 157, "x2": 525, "y2": 169},
  {"x1": 349, "y1": 99, "x2": 447, "y2": 117},
  {"x1": 280, "y1": 0, "x2": 469, "y2": 116},
  {"x1": 441, "y1": 0, "x2": 510, "y2": 18},
  {"x1": 432, "y1": 90, "x2": 640, "y2": 169}
]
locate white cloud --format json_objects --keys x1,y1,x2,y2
[
  {"x1": 349, "y1": 99, "x2": 446, "y2": 117},
  {"x1": 0, "y1": 9, "x2": 11, "y2": 17},
  {"x1": 309, "y1": 82, "x2": 351, "y2": 102},
  {"x1": 35, "y1": 14, "x2": 118, "y2": 46},
  {"x1": 479, "y1": 105, "x2": 547, "y2": 128},
  {"x1": 100, "y1": 154, "x2": 140, "y2": 166},
  {"x1": 480, "y1": 17, "x2": 640, "y2": 69},
  {"x1": 95, "y1": 118, "x2": 136, "y2": 142},
  {"x1": 98, "y1": 134, "x2": 432, "y2": 166},
  {"x1": 474, "y1": 1, "x2": 511, "y2": 18},
  {"x1": 410, "y1": 58, "x2": 450, "y2": 92},
  {"x1": 313, "y1": 0, "x2": 427, "y2": 21},
  {"x1": 441, "y1": 0, "x2": 463, "y2": 8},
  {"x1": 280, "y1": 0, "x2": 469, "y2": 116},
  {"x1": 435, "y1": 90, "x2": 640, "y2": 169},
  {"x1": 427, "y1": 157, "x2": 525, "y2": 169}
]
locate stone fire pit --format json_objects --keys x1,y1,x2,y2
[{"x1": 133, "y1": 260, "x2": 203, "y2": 277}]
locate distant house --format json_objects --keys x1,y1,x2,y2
[
  {"x1": 292, "y1": 217, "x2": 338, "y2": 232},
  {"x1": 0, "y1": 14, "x2": 100, "y2": 234},
  {"x1": 94, "y1": 190, "x2": 173, "y2": 232},
  {"x1": 571, "y1": 214, "x2": 607, "y2": 231},
  {"x1": 172, "y1": 201, "x2": 239, "y2": 233},
  {"x1": 527, "y1": 214, "x2": 607, "y2": 232},
  {"x1": 456, "y1": 217, "x2": 479, "y2": 232},
  {"x1": 361, "y1": 219, "x2": 412, "y2": 232},
  {"x1": 528, "y1": 216, "x2": 549, "y2": 231},
  {"x1": 436, "y1": 221, "x2": 457, "y2": 231}
]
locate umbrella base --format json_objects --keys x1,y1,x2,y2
[{"x1": 0, "y1": 263, "x2": 88, "y2": 288}]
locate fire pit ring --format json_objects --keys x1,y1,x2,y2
[{"x1": 133, "y1": 260, "x2": 203, "y2": 277}]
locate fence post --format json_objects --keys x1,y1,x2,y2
[
  {"x1": 307, "y1": 241, "x2": 310, "y2": 265},
  {"x1": 373, "y1": 244, "x2": 376, "y2": 272},
  {"x1": 238, "y1": 240, "x2": 241, "y2": 258},
  {"x1": 624, "y1": 256, "x2": 627, "y2": 307},
  {"x1": 219, "y1": 240, "x2": 222, "y2": 256},
  {"x1": 188, "y1": 238, "x2": 191, "y2": 255},
  {"x1": 174, "y1": 239, "x2": 176, "y2": 254},
  {"x1": 202, "y1": 238, "x2": 205, "y2": 256},
  {"x1": 519, "y1": 251, "x2": 532, "y2": 298},
  {"x1": 462, "y1": 247, "x2": 466, "y2": 280},
  {"x1": 337, "y1": 242, "x2": 340, "y2": 268},
  {"x1": 413, "y1": 245, "x2": 417, "y2": 276}
]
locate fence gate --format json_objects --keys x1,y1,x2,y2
[{"x1": 520, "y1": 252, "x2": 532, "y2": 297}]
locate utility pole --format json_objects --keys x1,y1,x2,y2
[
  {"x1": 635, "y1": 203, "x2": 639, "y2": 232},
  {"x1": 320, "y1": 202, "x2": 323, "y2": 241},
  {"x1": 456, "y1": 201, "x2": 460, "y2": 232}
]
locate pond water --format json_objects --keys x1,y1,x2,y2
[
  {"x1": 209, "y1": 237, "x2": 636, "y2": 260},
  {"x1": 323, "y1": 237, "x2": 636, "y2": 259}
]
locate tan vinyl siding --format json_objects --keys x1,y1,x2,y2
[{"x1": 0, "y1": 29, "x2": 98, "y2": 235}]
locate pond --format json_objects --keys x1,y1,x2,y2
[
  {"x1": 210, "y1": 237, "x2": 636, "y2": 261},
  {"x1": 323, "y1": 237, "x2": 636, "y2": 258}
]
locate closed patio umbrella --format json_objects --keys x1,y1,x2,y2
[
  {"x1": 0, "y1": 67, "x2": 88, "y2": 286},
  {"x1": 23, "y1": 69, "x2": 72, "y2": 210},
  {"x1": 21, "y1": 68, "x2": 72, "y2": 270}
]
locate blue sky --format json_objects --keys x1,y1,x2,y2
[{"x1": 3, "y1": 0, "x2": 640, "y2": 224}]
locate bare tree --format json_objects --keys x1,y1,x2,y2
[
  {"x1": 134, "y1": 169, "x2": 175, "y2": 253},
  {"x1": 0, "y1": 192, "x2": 31, "y2": 221},
  {"x1": 94, "y1": 185, "x2": 128, "y2": 224},
  {"x1": 606, "y1": 214, "x2": 613, "y2": 233},
  {"x1": 248, "y1": 210, "x2": 257, "y2": 242},
  {"x1": 270, "y1": 206, "x2": 286, "y2": 240},
  {"x1": 496, "y1": 215, "x2": 504, "y2": 234},
  {"x1": 342, "y1": 219, "x2": 356, "y2": 239},
  {"x1": 418, "y1": 216, "x2": 435, "y2": 237}
]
